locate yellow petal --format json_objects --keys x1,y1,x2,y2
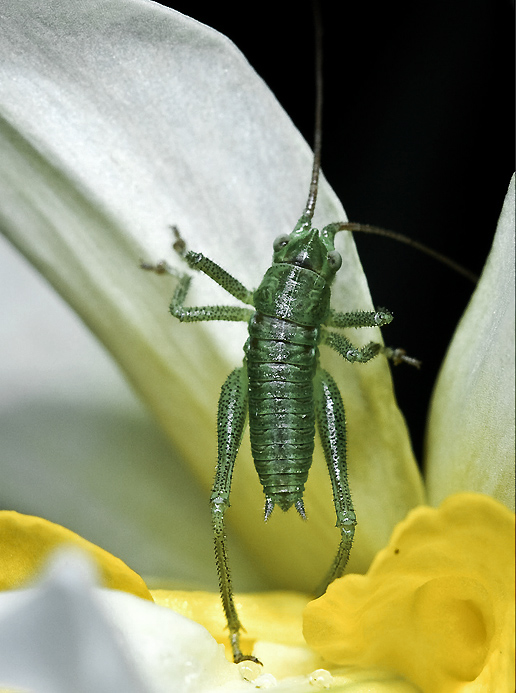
[
  {"x1": 152, "y1": 589, "x2": 315, "y2": 673},
  {"x1": 153, "y1": 589, "x2": 308, "y2": 646},
  {"x1": 303, "y1": 493, "x2": 515, "y2": 693},
  {"x1": 152, "y1": 588, "x2": 423, "y2": 689},
  {"x1": 0, "y1": 511, "x2": 152, "y2": 601}
]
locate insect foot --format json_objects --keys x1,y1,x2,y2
[
  {"x1": 139, "y1": 259, "x2": 175, "y2": 275},
  {"x1": 234, "y1": 651, "x2": 262, "y2": 666},
  {"x1": 171, "y1": 224, "x2": 187, "y2": 257},
  {"x1": 382, "y1": 347, "x2": 422, "y2": 369}
]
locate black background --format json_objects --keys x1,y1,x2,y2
[{"x1": 158, "y1": 1, "x2": 514, "y2": 462}]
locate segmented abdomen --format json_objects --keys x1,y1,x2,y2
[{"x1": 246, "y1": 312, "x2": 319, "y2": 511}]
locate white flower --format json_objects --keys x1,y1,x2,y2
[{"x1": 0, "y1": 1, "x2": 513, "y2": 690}]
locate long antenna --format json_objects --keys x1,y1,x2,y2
[
  {"x1": 303, "y1": 3, "x2": 478, "y2": 285},
  {"x1": 338, "y1": 222, "x2": 479, "y2": 283},
  {"x1": 303, "y1": 0, "x2": 323, "y2": 220}
]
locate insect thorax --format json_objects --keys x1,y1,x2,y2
[{"x1": 253, "y1": 263, "x2": 331, "y2": 326}]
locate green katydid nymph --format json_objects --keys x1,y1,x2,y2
[{"x1": 142, "y1": 3, "x2": 476, "y2": 664}]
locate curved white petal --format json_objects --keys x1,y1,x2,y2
[
  {"x1": 424, "y1": 175, "x2": 516, "y2": 509},
  {"x1": 0, "y1": 550, "x2": 153, "y2": 693},
  {"x1": 0, "y1": 0, "x2": 422, "y2": 587},
  {"x1": 0, "y1": 550, "x2": 249, "y2": 693}
]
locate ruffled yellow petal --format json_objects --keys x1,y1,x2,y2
[
  {"x1": 0, "y1": 511, "x2": 152, "y2": 600},
  {"x1": 152, "y1": 589, "x2": 422, "y2": 689},
  {"x1": 303, "y1": 493, "x2": 515, "y2": 693}
]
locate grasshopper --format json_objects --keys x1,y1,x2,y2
[
  {"x1": 142, "y1": 5, "x2": 476, "y2": 664},
  {"x1": 143, "y1": 216, "x2": 408, "y2": 664},
  {"x1": 142, "y1": 88, "x2": 416, "y2": 669}
]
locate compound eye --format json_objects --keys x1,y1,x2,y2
[
  {"x1": 273, "y1": 235, "x2": 290, "y2": 252},
  {"x1": 328, "y1": 250, "x2": 342, "y2": 271}
]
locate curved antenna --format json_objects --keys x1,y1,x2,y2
[
  {"x1": 303, "y1": 6, "x2": 477, "y2": 286},
  {"x1": 337, "y1": 222, "x2": 479, "y2": 283},
  {"x1": 303, "y1": 0, "x2": 324, "y2": 221}
]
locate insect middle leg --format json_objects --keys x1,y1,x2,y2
[
  {"x1": 323, "y1": 308, "x2": 390, "y2": 363},
  {"x1": 211, "y1": 365, "x2": 259, "y2": 663},
  {"x1": 313, "y1": 367, "x2": 356, "y2": 597},
  {"x1": 142, "y1": 225, "x2": 255, "y2": 319},
  {"x1": 325, "y1": 308, "x2": 421, "y2": 367}
]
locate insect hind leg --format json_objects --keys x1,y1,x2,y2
[
  {"x1": 211, "y1": 365, "x2": 260, "y2": 664},
  {"x1": 314, "y1": 367, "x2": 357, "y2": 597}
]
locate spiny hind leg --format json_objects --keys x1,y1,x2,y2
[
  {"x1": 313, "y1": 368, "x2": 356, "y2": 597},
  {"x1": 211, "y1": 365, "x2": 259, "y2": 664}
]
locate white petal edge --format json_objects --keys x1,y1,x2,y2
[{"x1": 424, "y1": 174, "x2": 516, "y2": 509}]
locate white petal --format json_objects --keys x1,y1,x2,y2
[
  {"x1": 97, "y1": 593, "x2": 248, "y2": 693},
  {"x1": 0, "y1": 549, "x2": 250, "y2": 693},
  {"x1": 424, "y1": 175, "x2": 516, "y2": 509},
  {"x1": 0, "y1": 235, "x2": 258, "y2": 591},
  {"x1": 0, "y1": 550, "x2": 153, "y2": 693},
  {"x1": 0, "y1": 0, "x2": 422, "y2": 586}
]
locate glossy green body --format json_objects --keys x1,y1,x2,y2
[
  {"x1": 144, "y1": 215, "x2": 395, "y2": 662},
  {"x1": 247, "y1": 259, "x2": 328, "y2": 512}
]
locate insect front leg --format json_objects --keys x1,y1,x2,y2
[
  {"x1": 171, "y1": 225, "x2": 255, "y2": 307},
  {"x1": 326, "y1": 307, "x2": 393, "y2": 329},
  {"x1": 141, "y1": 256, "x2": 254, "y2": 323},
  {"x1": 322, "y1": 308, "x2": 391, "y2": 363},
  {"x1": 211, "y1": 365, "x2": 259, "y2": 664},
  {"x1": 313, "y1": 367, "x2": 356, "y2": 597}
]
